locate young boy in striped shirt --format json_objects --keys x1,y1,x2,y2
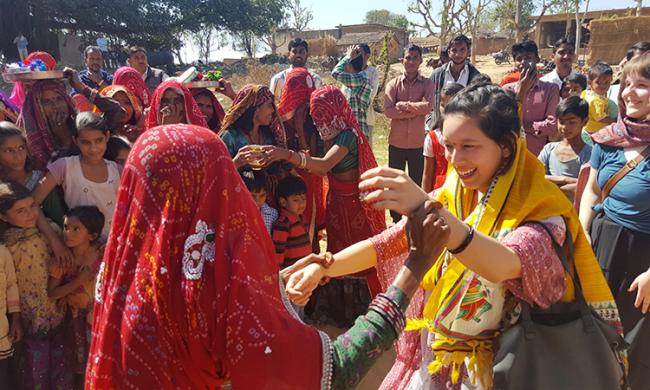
[{"x1": 272, "y1": 176, "x2": 311, "y2": 269}]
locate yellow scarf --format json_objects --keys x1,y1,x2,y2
[{"x1": 407, "y1": 138, "x2": 620, "y2": 388}]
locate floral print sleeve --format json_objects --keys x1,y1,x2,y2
[
  {"x1": 502, "y1": 216, "x2": 567, "y2": 309},
  {"x1": 330, "y1": 286, "x2": 409, "y2": 389}
]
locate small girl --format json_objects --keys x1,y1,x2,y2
[
  {"x1": 48, "y1": 206, "x2": 104, "y2": 387},
  {"x1": 422, "y1": 83, "x2": 464, "y2": 193},
  {"x1": 103, "y1": 136, "x2": 132, "y2": 166},
  {"x1": 33, "y1": 112, "x2": 121, "y2": 239},
  {"x1": 0, "y1": 182, "x2": 72, "y2": 388},
  {"x1": 0, "y1": 121, "x2": 66, "y2": 226}
]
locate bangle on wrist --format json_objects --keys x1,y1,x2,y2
[{"x1": 448, "y1": 224, "x2": 475, "y2": 255}]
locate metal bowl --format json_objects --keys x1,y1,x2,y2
[{"x1": 2, "y1": 70, "x2": 65, "y2": 82}]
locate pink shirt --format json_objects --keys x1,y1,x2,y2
[
  {"x1": 384, "y1": 73, "x2": 435, "y2": 149},
  {"x1": 504, "y1": 80, "x2": 560, "y2": 156}
]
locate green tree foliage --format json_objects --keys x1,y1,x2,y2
[
  {"x1": 0, "y1": 0, "x2": 285, "y2": 60},
  {"x1": 365, "y1": 9, "x2": 410, "y2": 30}
]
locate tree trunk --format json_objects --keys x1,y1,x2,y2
[
  {"x1": 514, "y1": 0, "x2": 522, "y2": 40},
  {"x1": 637, "y1": 0, "x2": 643, "y2": 17},
  {"x1": 574, "y1": 0, "x2": 581, "y2": 52}
]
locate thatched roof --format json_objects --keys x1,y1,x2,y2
[
  {"x1": 410, "y1": 36, "x2": 441, "y2": 48},
  {"x1": 337, "y1": 32, "x2": 395, "y2": 46}
]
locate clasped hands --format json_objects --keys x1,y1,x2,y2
[{"x1": 283, "y1": 167, "x2": 450, "y2": 305}]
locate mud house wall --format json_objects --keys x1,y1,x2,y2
[{"x1": 588, "y1": 16, "x2": 650, "y2": 64}]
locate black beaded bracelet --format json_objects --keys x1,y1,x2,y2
[{"x1": 448, "y1": 224, "x2": 475, "y2": 255}]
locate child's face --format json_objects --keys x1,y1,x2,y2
[
  {"x1": 75, "y1": 128, "x2": 108, "y2": 163},
  {"x1": 251, "y1": 190, "x2": 267, "y2": 209},
  {"x1": 0, "y1": 136, "x2": 28, "y2": 173},
  {"x1": 589, "y1": 74, "x2": 612, "y2": 96},
  {"x1": 1, "y1": 196, "x2": 38, "y2": 229},
  {"x1": 563, "y1": 81, "x2": 584, "y2": 98},
  {"x1": 558, "y1": 113, "x2": 587, "y2": 140},
  {"x1": 114, "y1": 148, "x2": 130, "y2": 166},
  {"x1": 623, "y1": 73, "x2": 650, "y2": 121},
  {"x1": 280, "y1": 193, "x2": 307, "y2": 216},
  {"x1": 63, "y1": 216, "x2": 95, "y2": 248}
]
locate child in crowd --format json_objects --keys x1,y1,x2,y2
[
  {"x1": 561, "y1": 73, "x2": 587, "y2": 99},
  {"x1": 0, "y1": 122, "x2": 66, "y2": 226},
  {"x1": 241, "y1": 170, "x2": 277, "y2": 234},
  {"x1": 48, "y1": 206, "x2": 104, "y2": 388},
  {"x1": 33, "y1": 112, "x2": 121, "y2": 239},
  {"x1": 538, "y1": 96, "x2": 591, "y2": 202},
  {"x1": 271, "y1": 175, "x2": 310, "y2": 269},
  {"x1": 582, "y1": 62, "x2": 617, "y2": 134},
  {"x1": 0, "y1": 182, "x2": 72, "y2": 388},
  {"x1": 0, "y1": 241, "x2": 21, "y2": 384},
  {"x1": 103, "y1": 136, "x2": 132, "y2": 166},
  {"x1": 422, "y1": 83, "x2": 464, "y2": 193}
]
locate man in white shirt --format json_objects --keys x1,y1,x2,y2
[
  {"x1": 426, "y1": 35, "x2": 482, "y2": 130},
  {"x1": 270, "y1": 38, "x2": 323, "y2": 101},
  {"x1": 540, "y1": 38, "x2": 577, "y2": 89}
]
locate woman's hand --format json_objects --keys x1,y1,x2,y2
[
  {"x1": 233, "y1": 145, "x2": 261, "y2": 168},
  {"x1": 160, "y1": 104, "x2": 182, "y2": 125},
  {"x1": 259, "y1": 145, "x2": 291, "y2": 166},
  {"x1": 62, "y1": 67, "x2": 85, "y2": 92},
  {"x1": 630, "y1": 270, "x2": 650, "y2": 314},
  {"x1": 359, "y1": 167, "x2": 429, "y2": 216},
  {"x1": 405, "y1": 200, "x2": 449, "y2": 276},
  {"x1": 217, "y1": 78, "x2": 237, "y2": 100},
  {"x1": 285, "y1": 262, "x2": 325, "y2": 306},
  {"x1": 281, "y1": 253, "x2": 328, "y2": 284}
]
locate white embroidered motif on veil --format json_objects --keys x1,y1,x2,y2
[{"x1": 182, "y1": 220, "x2": 216, "y2": 280}]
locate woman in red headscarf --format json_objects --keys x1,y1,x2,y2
[
  {"x1": 16, "y1": 69, "x2": 126, "y2": 169},
  {"x1": 260, "y1": 85, "x2": 386, "y2": 327},
  {"x1": 145, "y1": 80, "x2": 208, "y2": 129},
  {"x1": 9, "y1": 51, "x2": 58, "y2": 110},
  {"x1": 96, "y1": 85, "x2": 144, "y2": 142},
  {"x1": 113, "y1": 66, "x2": 151, "y2": 108},
  {"x1": 190, "y1": 88, "x2": 226, "y2": 132},
  {"x1": 277, "y1": 68, "x2": 325, "y2": 251},
  {"x1": 86, "y1": 123, "x2": 450, "y2": 389}
]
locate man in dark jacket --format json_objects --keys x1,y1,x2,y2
[
  {"x1": 426, "y1": 35, "x2": 481, "y2": 130},
  {"x1": 127, "y1": 46, "x2": 169, "y2": 92}
]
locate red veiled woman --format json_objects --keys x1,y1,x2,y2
[
  {"x1": 9, "y1": 51, "x2": 57, "y2": 110},
  {"x1": 190, "y1": 88, "x2": 226, "y2": 132},
  {"x1": 112, "y1": 66, "x2": 151, "y2": 108},
  {"x1": 277, "y1": 67, "x2": 325, "y2": 249},
  {"x1": 259, "y1": 85, "x2": 387, "y2": 327},
  {"x1": 96, "y1": 85, "x2": 144, "y2": 142},
  {"x1": 16, "y1": 81, "x2": 77, "y2": 168},
  {"x1": 145, "y1": 80, "x2": 208, "y2": 129},
  {"x1": 86, "y1": 122, "x2": 449, "y2": 389}
]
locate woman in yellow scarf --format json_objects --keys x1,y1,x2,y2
[{"x1": 286, "y1": 84, "x2": 622, "y2": 389}]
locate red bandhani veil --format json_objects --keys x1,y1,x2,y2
[
  {"x1": 87, "y1": 124, "x2": 327, "y2": 389},
  {"x1": 113, "y1": 66, "x2": 151, "y2": 107},
  {"x1": 278, "y1": 67, "x2": 315, "y2": 122},
  {"x1": 310, "y1": 85, "x2": 386, "y2": 235},
  {"x1": 145, "y1": 80, "x2": 208, "y2": 129},
  {"x1": 310, "y1": 86, "x2": 386, "y2": 296}
]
